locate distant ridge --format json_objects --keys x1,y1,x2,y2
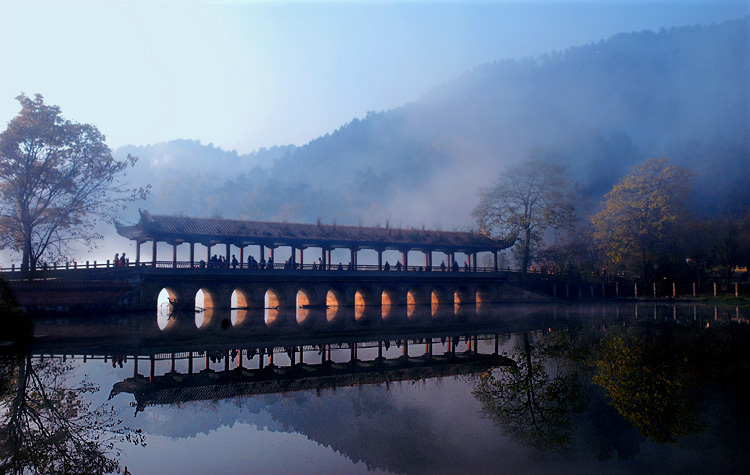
[{"x1": 116, "y1": 18, "x2": 749, "y2": 225}]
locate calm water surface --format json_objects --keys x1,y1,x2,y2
[{"x1": 2, "y1": 302, "x2": 749, "y2": 474}]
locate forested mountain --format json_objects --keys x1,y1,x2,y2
[{"x1": 116, "y1": 18, "x2": 749, "y2": 227}]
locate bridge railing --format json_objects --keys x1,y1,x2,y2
[{"x1": 0, "y1": 259, "x2": 505, "y2": 276}]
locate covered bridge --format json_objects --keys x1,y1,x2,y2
[{"x1": 115, "y1": 210, "x2": 511, "y2": 271}]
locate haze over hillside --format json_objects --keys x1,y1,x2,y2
[{"x1": 116, "y1": 18, "x2": 749, "y2": 229}]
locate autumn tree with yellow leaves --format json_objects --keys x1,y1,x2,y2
[{"x1": 591, "y1": 158, "x2": 691, "y2": 281}]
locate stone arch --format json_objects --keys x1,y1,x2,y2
[
  {"x1": 232, "y1": 287, "x2": 260, "y2": 309},
  {"x1": 407, "y1": 287, "x2": 428, "y2": 321},
  {"x1": 454, "y1": 286, "x2": 472, "y2": 308},
  {"x1": 381, "y1": 287, "x2": 400, "y2": 306},
  {"x1": 325, "y1": 287, "x2": 346, "y2": 308},
  {"x1": 156, "y1": 287, "x2": 181, "y2": 331},
  {"x1": 407, "y1": 287, "x2": 428, "y2": 306},
  {"x1": 355, "y1": 286, "x2": 376, "y2": 307},
  {"x1": 476, "y1": 285, "x2": 493, "y2": 305},
  {"x1": 354, "y1": 286, "x2": 377, "y2": 323},
  {"x1": 431, "y1": 287, "x2": 451, "y2": 319},
  {"x1": 230, "y1": 287, "x2": 259, "y2": 328},
  {"x1": 431, "y1": 287, "x2": 450, "y2": 306},
  {"x1": 296, "y1": 286, "x2": 319, "y2": 326},
  {"x1": 325, "y1": 286, "x2": 347, "y2": 324},
  {"x1": 196, "y1": 286, "x2": 220, "y2": 309},
  {"x1": 264, "y1": 287, "x2": 287, "y2": 326}
]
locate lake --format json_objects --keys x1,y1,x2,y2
[{"x1": 1, "y1": 302, "x2": 749, "y2": 474}]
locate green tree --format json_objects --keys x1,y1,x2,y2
[
  {"x1": 591, "y1": 158, "x2": 691, "y2": 281},
  {"x1": 472, "y1": 157, "x2": 576, "y2": 273},
  {"x1": 0, "y1": 94, "x2": 148, "y2": 278}
]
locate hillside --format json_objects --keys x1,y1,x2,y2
[{"x1": 116, "y1": 18, "x2": 749, "y2": 227}]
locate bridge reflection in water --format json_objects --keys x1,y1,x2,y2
[
  {"x1": 109, "y1": 334, "x2": 514, "y2": 413},
  {"x1": 31, "y1": 305, "x2": 532, "y2": 414}
]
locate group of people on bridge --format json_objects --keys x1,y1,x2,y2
[
  {"x1": 183, "y1": 255, "x2": 470, "y2": 272},
  {"x1": 113, "y1": 253, "x2": 129, "y2": 267}
]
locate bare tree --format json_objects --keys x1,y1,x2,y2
[
  {"x1": 0, "y1": 94, "x2": 148, "y2": 278},
  {"x1": 472, "y1": 156, "x2": 575, "y2": 273},
  {"x1": 0, "y1": 353, "x2": 145, "y2": 474}
]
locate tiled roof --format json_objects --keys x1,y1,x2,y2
[{"x1": 115, "y1": 210, "x2": 508, "y2": 252}]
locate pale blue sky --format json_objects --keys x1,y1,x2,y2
[{"x1": 1, "y1": 0, "x2": 747, "y2": 154}]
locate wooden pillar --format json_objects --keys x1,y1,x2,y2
[
  {"x1": 290, "y1": 246, "x2": 296, "y2": 266},
  {"x1": 377, "y1": 250, "x2": 383, "y2": 270},
  {"x1": 402, "y1": 250, "x2": 408, "y2": 270},
  {"x1": 321, "y1": 248, "x2": 327, "y2": 269},
  {"x1": 260, "y1": 245, "x2": 265, "y2": 262},
  {"x1": 152, "y1": 239, "x2": 157, "y2": 266},
  {"x1": 188, "y1": 353, "x2": 193, "y2": 374},
  {"x1": 189, "y1": 242, "x2": 195, "y2": 268},
  {"x1": 350, "y1": 248, "x2": 356, "y2": 270},
  {"x1": 206, "y1": 244, "x2": 211, "y2": 262},
  {"x1": 472, "y1": 252, "x2": 477, "y2": 272},
  {"x1": 298, "y1": 248, "x2": 304, "y2": 268},
  {"x1": 326, "y1": 250, "x2": 332, "y2": 270},
  {"x1": 136, "y1": 240, "x2": 142, "y2": 265},
  {"x1": 225, "y1": 243, "x2": 230, "y2": 264},
  {"x1": 239, "y1": 245, "x2": 244, "y2": 269},
  {"x1": 493, "y1": 250, "x2": 498, "y2": 272},
  {"x1": 172, "y1": 243, "x2": 177, "y2": 268}
]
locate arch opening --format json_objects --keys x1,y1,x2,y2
[
  {"x1": 407, "y1": 288, "x2": 427, "y2": 320},
  {"x1": 326, "y1": 288, "x2": 346, "y2": 323},
  {"x1": 454, "y1": 287, "x2": 471, "y2": 312},
  {"x1": 476, "y1": 286, "x2": 492, "y2": 305},
  {"x1": 195, "y1": 288, "x2": 218, "y2": 329},
  {"x1": 296, "y1": 287, "x2": 317, "y2": 325},
  {"x1": 231, "y1": 289, "x2": 254, "y2": 327},
  {"x1": 157, "y1": 288, "x2": 179, "y2": 331},
  {"x1": 431, "y1": 288, "x2": 450, "y2": 318},
  {"x1": 354, "y1": 287, "x2": 376, "y2": 322},
  {"x1": 264, "y1": 288, "x2": 285, "y2": 326}
]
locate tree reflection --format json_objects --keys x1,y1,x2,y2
[
  {"x1": 0, "y1": 352, "x2": 144, "y2": 474},
  {"x1": 474, "y1": 319, "x2": 750, "y2": 460},
  {"x1": 473, "y1": 331, "x2": 585, "y2": 451},
  {"x1": 593, "y1": 325, "x2": 705, "y2": 444}
]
